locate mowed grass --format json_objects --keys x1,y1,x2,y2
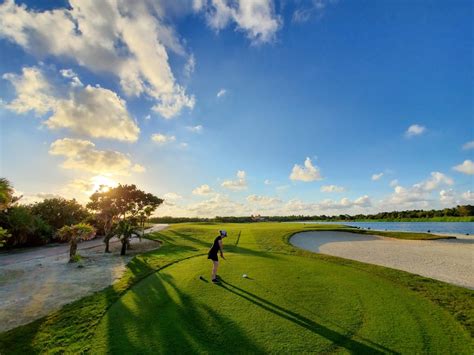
[{"x1": 1, "y1": 223, "x2": 473, "y2": 354}]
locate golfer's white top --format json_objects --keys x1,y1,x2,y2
[{"x1": 290, "y1": 231, "x2": 474, "y2": 289}]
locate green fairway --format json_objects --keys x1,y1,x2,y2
[{"x1": 1, "y1": 223, "x2": 473, "y2": 354}]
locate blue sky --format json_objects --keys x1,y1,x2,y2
[{"x1": 0, "y1": 0, "x2": 472, "y2": 217}]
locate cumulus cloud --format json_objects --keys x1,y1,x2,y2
[
  {"x1": 0, "y1": 0, "x2": 194, "y2": 119},
  {"x1": 2, "y1": 67, "x2": 55, "y2": 115},
  {"x1": 151, "y1": 133, "x2": 176, "y2": 145},
  {"x1": 3, "y1": 67, "x2": 140, "y2": 141},
  {"x1": 264, "y1": 179, "x2": 272, "y2": 185},
  {"x1": 49, "y1": 138, "x2": 143, "y2": 176},
  {"x1": 453, "y1": 160, "x2": 474, "y2": 175},
  {"x1": 320, "y1": 185, "x2": 345, "y2": 193},
  {"x1": 222, "y1": 170, "x2": 247, "y2": 190},
  {"x1": 405, "y1": 124, "x2": 426, "y2": 137},
  {"x1": 45, "y1": 85, "x2": 140, "y2": 142},
  {"x1": 290, "y1": 157, "x2": 322, "y2": 182},
  {"x1": 196, "y1": 0, "x2": 281, "y2": 44},
  {"x1": 462, "y1": 141, "x2": 474, "y2": 150},
  {"x1": 186, "y1": 125, "x2": 203, "y2": 133},
  {"x1": 371, "y1": 172, "x2": 384, "y2": 181},
  {"x1": 192, "y1": 184, "x2": 214, "y2": 195},
  {"x1": 387, "y1": 172, "x2": 453, "y2": 206}
]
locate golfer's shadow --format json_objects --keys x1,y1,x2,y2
[{"x1": 217, "y1": 279, "x2": 396, "y2": 355}]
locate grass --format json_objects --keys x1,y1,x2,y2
[
  {"x1": 323, "y1": 227, "x2": 457, "y2": 240},
  {"x1": 1, "y1": 223, "x2": 472, "y2": 354}
]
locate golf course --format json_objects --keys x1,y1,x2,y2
[{"x1": 1, "y1": 223, "x2": 472, "y2": 354}]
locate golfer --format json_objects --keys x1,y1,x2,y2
[{"x1": 208, "y1": 230, "x2": 227, "y2": 283}]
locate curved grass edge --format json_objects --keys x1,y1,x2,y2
[{"x1": 1, "y1": 224, "x2": 472, "y2": 354}]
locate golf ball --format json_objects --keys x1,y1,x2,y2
[{"x1": 243, "y1": 274, "x2": 248, "y2": 278}]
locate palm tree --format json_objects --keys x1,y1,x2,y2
[
  {"x1": 57, "y1": 223, "x2": 96, "y2": 262},
  {"x1": 0, "y1": 178, "x2": 14, "y2": 211}
]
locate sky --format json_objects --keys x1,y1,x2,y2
[{"x1": 0, "y1": 0, "x2": 472, "y2": 217}]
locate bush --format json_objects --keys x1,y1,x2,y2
[{"x1": 1, "y1": 206, "x2": 52, "y2": 247}]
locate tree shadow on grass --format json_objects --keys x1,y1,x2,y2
[
  {"x1": 218, "y1": 279, "x2": 398, "y2": 354},
  {"x1": 101, "y1": 272, "x2": 265, "y2": 354}
]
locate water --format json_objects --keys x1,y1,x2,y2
[{"x1": 300, "y1": 221, "x2": 474, "y2": 235}]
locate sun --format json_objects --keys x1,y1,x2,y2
[{"x1": 91, "y1": 175, "x2": 118, "y2": 193}]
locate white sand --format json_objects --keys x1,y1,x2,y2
[
  {"x1": 290, "y1": 231, "x2": 474, "y2": 289},
  {"x1": 0, "y1": 224, "x2": 168, "y2": 332}
]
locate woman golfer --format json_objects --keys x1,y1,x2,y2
[{"x1": 208, "y1": 230, "x2": 227, "y2": 283}]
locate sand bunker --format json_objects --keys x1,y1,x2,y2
[{"x1": 291, "y1": 231, "x2": 474, "y2": 289}]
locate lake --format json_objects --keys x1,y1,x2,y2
[{"x1": 300, "y1": 221, "x2": 474, "y2": 235}]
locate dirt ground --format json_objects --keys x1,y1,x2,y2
[{"x1": 0, "y1": 225, "x2": 167, "y2": 333}]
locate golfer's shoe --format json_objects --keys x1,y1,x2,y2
[{"x1": 211, "y1": 278, "x2": 220, "y2": 283}]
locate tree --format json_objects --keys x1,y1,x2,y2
[
  {"x1": 114, "y1": 220, "x2": 139, "y2": 256},
  {"x1": 31, "y1": 198, "x2": 90, "y2": 232},
  {"x1": 0, "y1": 178, "x2": 22, "y2": 211},
  {"x1": 0, "y1": 227, "x2": 10, "y2": 247},
  {"x1": 56, "y1": 223, "x2": 96, "y2": 262},
  {"x1": 87, "y1": 184, "x2": 163, "y2": 253}
]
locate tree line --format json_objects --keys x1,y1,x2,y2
[
  {"x1": 0, "y1": 178, "x2": 162, "y2": 262},
  {"x1": 149, "y1": 205, "x2": 474, "y2": 224}
]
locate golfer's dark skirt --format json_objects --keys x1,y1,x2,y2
[{"x1": 208, "y1": 252, "x2": 218, "y2": 261}]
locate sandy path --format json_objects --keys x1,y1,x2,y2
[
  {"x1": 290, "y1": 231, "x2": 474, "y2": 289},
  {"x1": 0, "y1": 224, "x2": 168, "y2": 333}
]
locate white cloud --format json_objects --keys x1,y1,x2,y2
[
  {"x1": 462, "y1": 191, "x2": 474, "y2": 202},
  {"x1": 264, "y1": 179, "x2": 272, "y2": 185},
  {"x1": 462, "y1": 141, "x2": 474, "y2": 150},
  {"x1": 163, "y1": 192, "x2": 183, "y2": 201},
  {"x1": 196, "y1": 0, "x2": 281, "y2": 44},
  {"x1": 439, "y1": 189, "x2": 454, "y2": 203},
  {"x1": 60, "y1": 68, "x2": 83, "y2": 87},
  {"x1": 132, "y1": 164, "x2": 146, "y2": 173},
  {"x1": 453, "y1": 160, "x2": 474, "y2": 175},
  {"x1": 4, "y1": 67, "x2": 140, "y2": 142},
  {"x1": 192, "y1": 184, "x2": 214, "y2": 195},
  {"x1": 151, "y1": 133, "x2": 176, "y2": 145},
  {"x1": 292, "y1": 0, "x2": 332, "y2": 23},
  {"x1": 290, "y1": 157, "x2": 322, "y2": 182},
  {"x1": 217, "y1": 89, "x2": 227, "y2": 98},
  {"x1": 415, "y1": 172, "x2": 453, "y2": 191},
  {"x1": 222, "y1": 170, "x2": 247, "y2": 190},
  {"x1": 320, "y1": 185, "x2": 345, "y2": 193},
  {"x1": 389, "y1": 179, "x2": 399, "y2": 187},
  {"x1": 371, "y1": 172, "x2": 384, "y2": 181},
  {"x1": 184, "y1": 53, "x2": 196, "y2": 78},
  {"x1": 49, "y1": 138, "x2": 143, "y2": 176},
  {"x1": 45, "y1": 85, "x2": 140, "y2": 142},
  {"x1": 246, "y1": 194, "x2": 282, "y2": 205},
  {"x1": 405, "y1": 124, "x2": 426, "y2": 137},
  {"x1": 186, "y1": 125, "x2": 203, "y2": 133},
  {"x1": 387, "y1": 172, "x2": 453, "y2": 206},
  {"x1": 2, "y1": 67, "x2": 55, "y2": 115},
  {"x1": 0, "y1": 0, "x2": 194, "y2": 119}
]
